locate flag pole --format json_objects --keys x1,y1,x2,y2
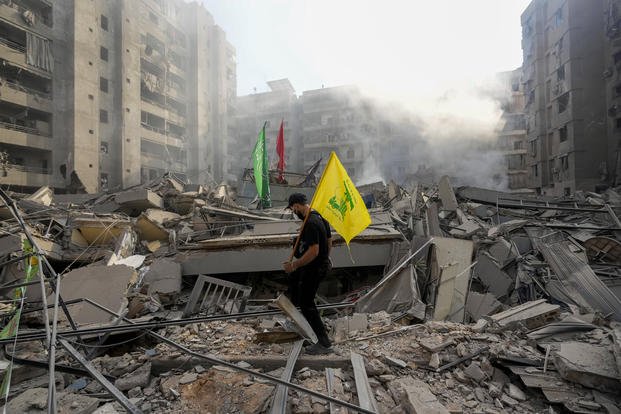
[{"x1": 286, "y1": 152, "x2": 333, "y2": 263}]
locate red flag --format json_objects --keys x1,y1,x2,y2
[{"x1": 276, "y1": 120, "x2": 285, "y2": 182}]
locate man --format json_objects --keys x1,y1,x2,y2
[{"x1": 283, "y1": 193, "x2": 333, "y2": 354}]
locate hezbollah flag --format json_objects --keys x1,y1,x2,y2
[
  {"x1": 252, "y1": 122, "x2": 271, "y2": 208},
  {"x1": 310, "y1": 152, "x2": 371, "y2": 245}
]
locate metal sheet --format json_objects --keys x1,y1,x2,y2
[
  {"x1": 270, "y1": 340, "x2": 304, "y2": 414},
  {"x1": 350, "y1": 352, "x2": 379, "y2": 413}
]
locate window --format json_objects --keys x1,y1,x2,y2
[
  {"x1": 559, "y1": 125, "x2": 568, "y2": 142},
  {"x1": 564, "y1": 187, "x2": 571, "y2": 196},
  {"x1": 100, "y1": 15, "x2": 108, "y2": 31},
  {"x1": 532, "y1": 164, "x2": 539, "y2": 177},
  {"x1": 557, "y1": 65, "x2": 565, "y2": 81},
  {"x1": 100, "y1": 109, "x2": 108, "y2": 123},
  {"x1": 100, "y1": 46, "x2": 108, "y2": 61},
  {"x1": 100, "y1": 77, "x2": 108, "y2": 93},
  {"x1": 41, "y1": 159, "x2": 48, "y2": 171},
  {"x1": 558, "y1": 92, "x2": 569, "y2": 113},
  {"x1": 615, "y1": 84, "x2": 621, "y2": 97},
  {"x1": 513, "y1": 141, "x2": 524, "y2": 150},
  {"x1": 529, "y1": 139, "x2": 537, "y2": 157}
]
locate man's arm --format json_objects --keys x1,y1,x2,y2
[{"x1": 284, "y1": 244, "x2": 318, "y2": 273}]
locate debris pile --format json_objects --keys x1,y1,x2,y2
[{"x1": 0, "y1": 174, "x2": 620, "y2": 413}]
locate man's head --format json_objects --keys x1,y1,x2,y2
[{"x1": 287, "y1": 193, "x2": 309, "y2": 220}]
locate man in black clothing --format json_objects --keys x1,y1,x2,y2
[{"x1": 283, "y1": 193, "x2": 333, "y2": 355}]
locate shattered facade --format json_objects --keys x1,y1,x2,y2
[
  {"x1": 0, "y1": 0, "x2": 235, "y2": 193},
  {"x1": 495, "y1": 68, "x2": 530, "y2": 193}
]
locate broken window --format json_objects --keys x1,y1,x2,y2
[
  {"x1": 557, "y1": 65, "x2": 565, "y2": 81},
  {"x1": 100, "y1": 15, "x2": 108, "y2": 31},
  {"x1": 100, "y1": 77, "x2": 108, "y2": 93},
  {"x1": 99, "y1": 109, "x2": 108, "y2": 123},
  {"x1": 559, "y1": 125, "x2": 568, "y2": 142},
  {"x1": 100, "y1": 46, "x2": 108, "y2": 61},
  {"x1": 557, "y1": 92, "x2": 569, "y2": 113}
]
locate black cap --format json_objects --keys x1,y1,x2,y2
[{"x1": 287, "y1": 193, "x2": 307, "y2": 208}]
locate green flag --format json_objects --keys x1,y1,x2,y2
[{"x1": 252, "y1": 123, "x2": 271, "y2": 208}]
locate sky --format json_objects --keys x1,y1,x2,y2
[{"x1": 201, "y1": 0, "x2": 531, "y2": 99}]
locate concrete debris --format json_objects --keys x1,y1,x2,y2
[{"x1": 1, "y1": 180, "x2": 621, "y2": 413}]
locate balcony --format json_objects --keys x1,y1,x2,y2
[
  {"x1": 0, "y1": 164, "x2": 51, "y2": 187},
  {"x1": 140, "y1": 123, "x2": 184, "y2": 148},
  {"x1": 140, "y1": 152, "x2": 186, "y2": 172},
  {"x1": 166, "y1": 85, "x2": 185, "y2": 101},
  {"x1": 0, "y1": 2, "x2": 53, "y2": 37},
  {"x1": 0, "y1": 80, "x2": 51, "y2": 112},
  {"x1": 0, "y1": 120, "x2": 51, "y2": 150}
]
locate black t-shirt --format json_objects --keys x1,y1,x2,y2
[{"x1": 295, "y1": 211, "x2": 331, "y2": 267}]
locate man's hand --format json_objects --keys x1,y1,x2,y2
[{"x1": 282, "y1": 261, "x2": 296, "y2": 274}]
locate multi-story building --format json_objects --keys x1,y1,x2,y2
[
  {"x1": 521, "y1": 0, "x2": 608, "y2": 196},
  {"x1": 0, "y1": 0, "x2": 235, "y2": 193},
  {"x1": 299, "y1": 85, "x2": 377, "y2": 182},
  {"x1": 496, "y1": 68, "x2": 529, "y2": 192},
  {"x1": 232, "y1": 79, "x2": 300, "y2": 183},
  {"x1": 604, "y1": 0, "x2": 621, "y2": 187}
]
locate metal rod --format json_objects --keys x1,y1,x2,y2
[
  {"x1": 0, "y1": 301, "x2": 355, "y2": 345},
  {"x1": 436, "y1": 346, "x2": 490, "y2": 373},
  {"x1": 81, "y1": 298, "x2": 376, "y2": 414},
  {"x1": 7, "y1": 354, "x2": 116, "y2": 382},
  {"x1": 58, "y1": 338, "x2": 142, "y2": 414}
]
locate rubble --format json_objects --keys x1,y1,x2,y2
[{"x1": 0, "y1": 177, "x2": 620, "y2": 413}]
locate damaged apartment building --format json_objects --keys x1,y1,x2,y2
[
  {"x1": 234, "y1": 81, "x2": 422, "y2": 186},
  {"x1": 521, "y1": 0, "x2": 612, "y2": 196},
  {"x1": 0, "y1": 0, "x2": 236, "y2": 193}
]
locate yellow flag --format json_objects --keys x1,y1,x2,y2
[{"x1": 310, "y1": 152, "x2": 371, "y2": 245}]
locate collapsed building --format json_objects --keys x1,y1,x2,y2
[{"x1": 0, "y1": 174, "x2": 619, "y2": 413}]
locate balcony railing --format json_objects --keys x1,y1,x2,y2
[
  {"x1": 4, "y1": 79, "x2": 51, "y2": 100},
  {"x1": 5, "y1": 163, "x2": 51, "y2": 174},
  {"x1": 0, "y1": 37, "x2": 26, "y2": 53},
  {"x1": 0, "y1": 120, "x2": 49, "y2": 136}
]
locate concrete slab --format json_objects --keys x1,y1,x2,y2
[
  {"x1": 465, "y1": 292, "x2": 503, "y2": 321},
  {"x1": 489, "y1": 299, "x2": 560, "y2": 331},
  {"x1": 48, "y1": 264, "x2": 136, "y2": 325},
  {"x1": 474, "y1": 253, "x2": 513, "y2": 299},
  {"x1": 274, "y1": 294, "x2": 318, "y2": 344},
  {"x1": 144, "y1": 258, "x2": 182, "y2": 298},
  {"x1": 438, "y1": 176, "x2": 458, "y2": 212},
  {"x1": 389, "y1": 377, "x2": 450, "y2": 414},
  {"x1": 554, "y1": 342, "x2": 620, "y2": 393},
  {"x1": 115, "y1": 189, "x2": 163, "y2": 214}
]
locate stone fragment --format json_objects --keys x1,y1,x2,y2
[
  {"x1": 464, "y1": 362, "x2": 487, "y2": 382},
  {"x1": 507, "y1": 383, "x2": 526, "y2": 401},
  {"x1": 93, "y1": 402, "x2": 121, "y2": 414},
  {"x1": 389, "y1": 377, "x2": 450, "y2": 413},
  {"x1": 500, "y1": 394, "x2": 518, "y2": 407},
  {"x1": 456, "y1": 343, "x2": 467, "y2": 357},
  {"x1": 429, "y1": 353, "x2": 441, "y2": 369},
  {"x1": 115, "y1": 362, "x2": 151, "y2": 391},
  {"x1": 365, "y1": 358, "x2": 390, "y2": 376}
]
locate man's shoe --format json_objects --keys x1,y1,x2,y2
[{"x1": 304, "y1": 343, "x2": 334, "y2": 355}]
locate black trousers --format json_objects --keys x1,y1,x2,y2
[{"x1": 287, "y1": 262, "x2": 331, "y2": 347}]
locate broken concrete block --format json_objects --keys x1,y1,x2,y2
[
  {"x1": 115, "y1": 362, "x2": 152, "y2": 391},
  {"x1": 179, "y1": 372, "x2": 198, "y2": 385},
  {"x1": 365, "y1": 358, "x2": 390, "y2": 376},
  {"x1": 474, "y1": 253, "x2": 513, "y2": 298},
  {"x1": 93, "y1": 402, "x2": 122, "y2": 414},
  {"x1": 115, "y1": 189, "x2": 163, "y2": 215},
  {"x1": 429, "y1": 353, "x2": 441, "y2": 370},
  {"x1": 390, "y1": 377, "x2": 450, "y2": 414},
  {"x1": 47, "y1": 264, "x2": 136, "y2": 325},
  {"x1": 135, "y1": 209, "x2": 180, "y2": 242},
  {"x1": 144, "y1": 258, "x2": 182, "y2": 301},
  {"x1": 464, "y1": 362, "x2": 487, "y2": 383},
  {"x1": 553, "y1": 342, "x2": 620, "y2": 393},
  {"x1": 3, "y1": 388, "x2": 100, "y2": 413},
  {"x1": 507, "y1": 383, "x2": 526, "y2": 401},
  {"x1": 489, "y1": 299, "x2": 560, "y2": 331}
]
